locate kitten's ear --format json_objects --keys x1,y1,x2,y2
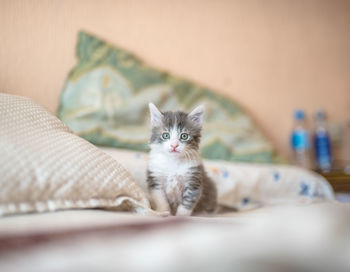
[
  {"x1": 188, "y1": 105, "x2": 204, "y2": 127},
  {"x1": 149, "y1": 103, "x2": 163, "y2": 127}
]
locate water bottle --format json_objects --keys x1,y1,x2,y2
[
  {"x1": 290, "y1": 109, "x2": 312, "y2": 169},
  {"x1": 313, "y1": 110, "x2": 332, "y2": 172},
  {"x1": 344, "y1": 114, "x2": 350, "y2": 174}
]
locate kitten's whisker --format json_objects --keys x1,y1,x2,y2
[
  {"x1": 184, "y1": 150, "x2": 190, "y2": 161},
  {"x1": 188, "y1": 149, "x2": 195, "y2": 160},
  {"x1": 188, "y1": 150, "x2": 194, "y2": 160},
  {"x1": 185, "y1": 151, "x2": 189, "y2": 161}
]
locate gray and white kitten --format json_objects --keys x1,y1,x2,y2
[{"x1": 147, "y1": 103, "x2": 217, "y2": 216}]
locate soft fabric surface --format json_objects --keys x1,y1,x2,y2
[
  {"x1": 0, "y1": 93, "x2": 151, "y2": 216},
  {"x1": 101, "y1": 147, "x2": 335, "y2": 211},
  {"x1": 58, "y1": 31, "x2": 280, "y2": 163},
  {"x1": 0, "y1": 203, "x2": 349, "y2": 272}
]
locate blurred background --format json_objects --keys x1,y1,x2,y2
[{"x1": 1, "y1": 0, "x2": 350, "y2": 159}]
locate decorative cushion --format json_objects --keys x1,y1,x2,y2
[
  {"x1": 0, "y1": 93, "x2": 151, "y2": 216},
  {"x1": 58, "y1": 31, "x2": 281, "y2": 163}
]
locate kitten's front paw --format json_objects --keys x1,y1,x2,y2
[
  {"x1": 151, "y1": 190, "x2": 170, "y2": 214},
  {"x1": 176, "y1": 205, "x2": 193, "y2": 216},
  {"x1": 154, "y1": 203, "x2": 170, "y2": 214},
  {"x1": 158, "y1": 210, "x2": 171, "y2": 217}
]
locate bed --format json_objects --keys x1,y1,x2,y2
[
  {"x1": 1, "y1": 87, "x2": 349, "y2": 271},
  {"x1": 1, "y1": 199, "x2": 350, "y2": 272},
  {"x1": 1, "y1": 106, "x2": 349, "y2": 272}
]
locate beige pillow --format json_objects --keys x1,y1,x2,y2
[{"x1": 0, "y1": 93, "x2": 151, "y2": 216}]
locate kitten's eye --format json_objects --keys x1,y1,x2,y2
[
  {"x1": 180, "y1": 133, "x2": 189, "y2": 141},
  {"x1": 161, "y1": 132, "x2": 170, "y2": 140}
]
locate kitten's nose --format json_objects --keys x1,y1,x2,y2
[{"x1": 170, "y1": 143, "x2": 179, "y2": 150}]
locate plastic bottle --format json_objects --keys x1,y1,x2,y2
[
  {"x1": 344, "y1": 114, "x2": 350, "y2": 174},
  {"x1": 313, "y1": 110, "x2": 332, "y2": 172},
  {"x1": 290, "y1": 109, "x2": 312, "y2": 169}
]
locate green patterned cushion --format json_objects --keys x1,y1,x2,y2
[{"x1": 58, "y1": 31, "x2": 280, "y2": 163}]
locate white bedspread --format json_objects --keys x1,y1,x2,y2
[{"x1": 101, "y1": 147, "x2": 335, "y2": 211}]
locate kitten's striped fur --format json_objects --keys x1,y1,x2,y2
[{"x1": 147, "y1": 103, "x2": 217, "y2": 216}]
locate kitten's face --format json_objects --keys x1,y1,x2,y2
[{"x1": 149, "y1": 103, "x2": 204, "y2": 157}]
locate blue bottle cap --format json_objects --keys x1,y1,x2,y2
[
  {"x1": 294, "y1": 109, "x2": 305, "y2": 120},
  {"x1": 315, "y1": 110, "x2": 326, "y2": 120}
]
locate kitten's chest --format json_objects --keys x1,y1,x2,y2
[
  {"x1": 149, "y1": 154, "x2": 199, "y2": 202},
  {"x1": 164, "y1": 173, "x2": 185, "y2": 204}
]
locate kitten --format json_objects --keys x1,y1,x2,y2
[{"x1": 147, "y1": 103, "x2": 217, "y2": 216}]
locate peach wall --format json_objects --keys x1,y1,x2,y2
[{"x1": 1, "y1": 0, "x2": 350, "y2": 158}]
